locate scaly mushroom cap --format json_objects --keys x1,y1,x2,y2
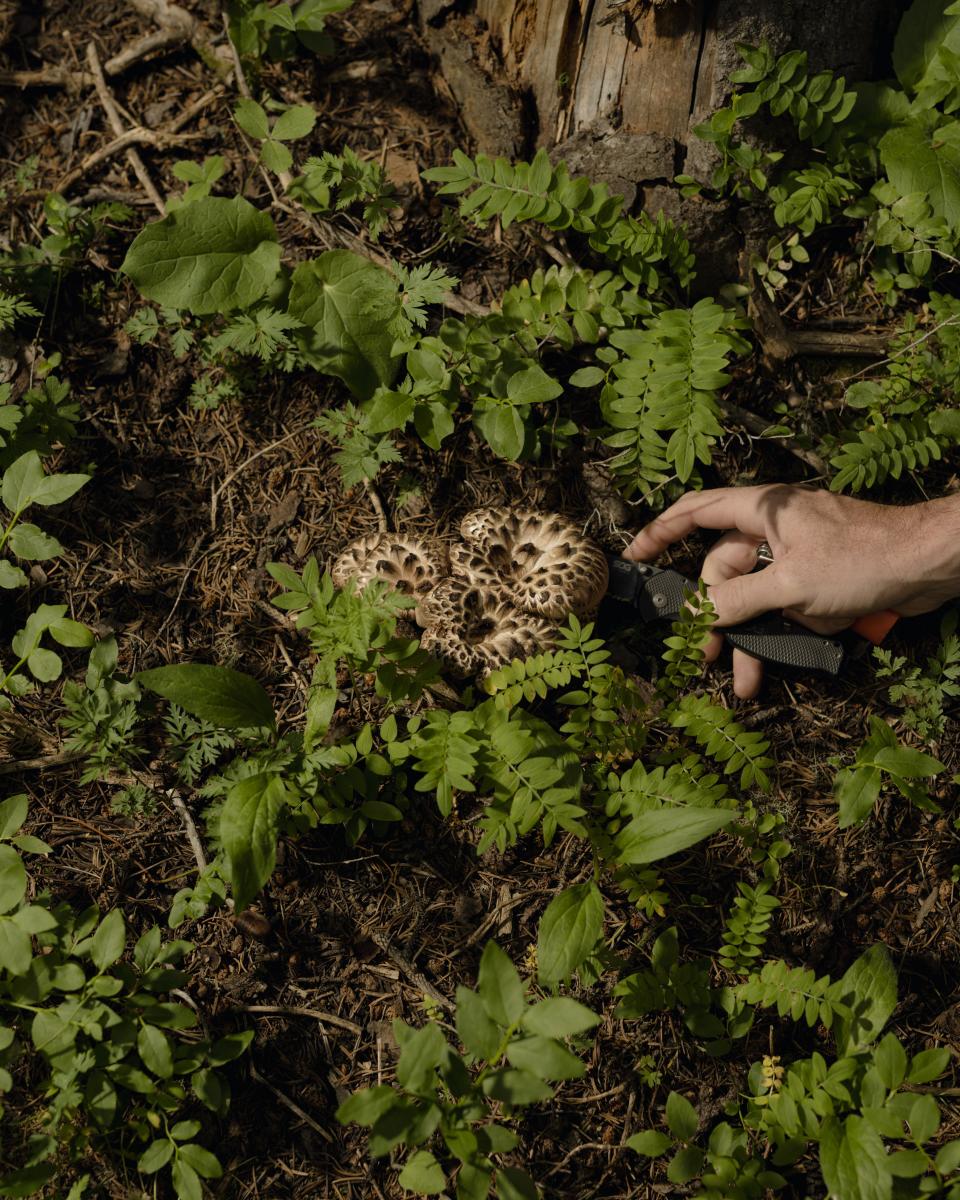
[
  {"x1": 456, "y1": 508, "x2": 609, "y2": 621},
  {"x1": 419, "y1": 577, "x2": 556, "y2": 677},
  {"x1": 330, "y1": 533, "x2": 447, "y2": 621}
]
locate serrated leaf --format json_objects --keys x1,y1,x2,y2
[
  {"x1": 121, "y1": 196, "x2": 281, "y2": 315},
  {"x1": 288, "y1": 250, "x2": 399, "y2": 399},
  {"x1": 272, "y1": 105, "x2": 317, "y2": 141}
]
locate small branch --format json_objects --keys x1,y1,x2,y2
[
  {"x1": 167, "y1": 790, "x2": 208, "y2": 874},
  {"x1": 56, "y1": 126, "x2": 199, "y2": 193},
  {"x1": 237, "y1": 1003, "x2": 362, "y2": 1035},
  {"x1": 0, "y1": 67, "x2": 94, "y2": 89},
  {"x1": 221, "y1": 9, "x2": 252, "y2": 99},
  {"x1": 248, "y1": 1063, "x2": 335, "y2": 1142},
  {"x1": 0, "y1": 749, "x2": 86, "y2": 775},
  {"x1": 720, "y1": 398, "x2": 828, "y2": 476},
  {"x1": 210, "y1": 428, "x2": 304, "y2": 529},
  {"x1": 85, "y1": 42, "x2": 166, "y2": 215},
  {"x1": 366, "y1": 929, "x2": 453, "y2": 1011}
]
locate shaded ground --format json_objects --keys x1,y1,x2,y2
[{"x1": 1, "y1": 2, "x2": 959, "y2": 1197}]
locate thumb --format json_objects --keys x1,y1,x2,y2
[{"x1": 708, "y1": 566, "x2": 795, "y2": 627}]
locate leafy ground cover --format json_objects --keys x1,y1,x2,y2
[{"x1": 1, "y1": 1, "x2": 960, "y2": 1198}]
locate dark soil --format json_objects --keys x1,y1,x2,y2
[{"x1": 1, "y1": 2, "x2": 959, "y2": 1198}]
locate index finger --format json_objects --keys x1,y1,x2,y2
[{"x1": 624, "y1": 486, "x2": 776, "y2": 562}]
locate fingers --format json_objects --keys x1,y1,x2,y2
[
  {"x1": 625, "y1": 487, "x2": 774, "y2": 562},
  {"x1": 709, "y1": 564, "x2": 799, "y2": 627},
  {"x1": 698, "y1": 532, "x2": 762, "y2": 664},
  {"x1": 732, "y1": 649, "x2": 764, "y2": 700}
]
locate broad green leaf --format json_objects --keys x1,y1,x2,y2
[
  {"x1": 819, "y1": 1116, "x2": 892, "y2": 1200},
  {"x1": 537, "y1": 882, "x2": 603, "y2": 986},
  {"x1": 364, "y1": 389, "x2": 415, "y2": 434},
  {"x1": 2, "y1": 451, "x2": 45, "y2": 513},
  {"x1": 474, "y1": 404, "x2": 525, "y2": 460},
  {"x1": 665, "y1": 1091, "x2": 699, "y2": 1141},
  {"x1": 88, "y1": 908, "x2": 126, "y2": 970},
  {"x1": 0, "y1": 795, "x2": 27, "y2": 839},
  {"x1": 893, "y1": 0, "x2": 960, "y2": 88},
  {"x1": 261, "y1": 139, "x2": 294, "y2": 175},
  {"x1": 9, "y1": 524, "x2": 62, "y2": 560},
  {"x1": 497, "y1": 1166, "x2": 538, "y2": 1200},
  {"x1": 569, "y1": 366, "x2": 605, "y2": 388},
  {"x1": 121, "y1": 196, "x2": 281, "y2": 315},
  {"x1": 522, "y1": 997, "x2": 600, "y2": 1038},
  {"x1": 879, "y1": 120, "x2": 960, "y2": 227},
  {"x1": 27, "y1": 647, "x2": 61, "y2": 682},
  {"x1": 395, "y1": 1021, "x2": 446, "y2": 1092},
  {"x1": 138, "y1": 1023, "x2": 174, "y2": 1079},
  {"x1": 666, "y1": 1146, "x2": 704, "y2": 1183},
  {"x1": 178, "y1": 1144, "x2": 223, "y2": 1179},
  {"x1": 138, "y1": 1139, "x2": 174, "y2": 1174},
  {"x1": 0, "y1": 918, "x2": 32, "y2": 975},
  {"x1": 908, "y1": 1046, "x2": 951, "y2": 1084},
  {"x1": 874, "y1": 1033, "x2": 907, "y2": 1089},
  {"x1": 481, "y1": 1067, "x2": 553, "y2": 1105},
  {"x1": 836, "y1": 765, "x2": 882, "y2": 828},
  {"x1": 873, "y1": 746, "x2": 945, "y2": 778},
  {"x1": 506, "y1": 1035, "x2": 584, "y2": 1080},
  {"x1": 31, "y1": 471, "x2": 90, "y2": 506},
  {"x1": 455, "y1": 985, "x2": 501, "y2": 1060},
  {"x1": 615, "y1": 806, "x2": 736, "y2": 864},
  {"x1": 335, "y1": 1084, "x2": 396, "y2": 1126},
  {"x1": 477, "y1": 941, "x2": 525, "y2": 1027},
  {"x1": 137, "y1": 664, "x2": 275, "y2": 729},
  {"x1": 272, "y1": 104, "x2": 317, "y2": 141},
  {"x1": 171, "y1": 1158, "x2": 202, "y2": 1200},
  {"x1": 398, "y1": 1150, "x2": 446, "y2": 1195},
  {"x1": 220, "y1": 774, "x2": 288, "y2": 913},
  {"x1": 48, "y1": 617, "x2": 94, "y2": 648},
  {"x1": 288, "y1": 251, "x2": 399, "y2": 399},
  {"x1": 0, "y1": 844, "x2": 27, "y2": 913},
  {"x1": 626, "y1": 1130, "x2": 673, "y2": 1156},
  {"x1": 413, "y1": 401, "x2": 455, "y2": 449},
  {"x1": 835, "y1": 944, "x2": 898, "y2": 1054},
  {"x1": 234, "y1": 98, "x2": 270, "y2": 140},
  {"x1": 506, "y1": 364, "x2": 563, "y2": 405},
  {"x1": 0, "y1": 560, "x2": 27, "y2": 588}
]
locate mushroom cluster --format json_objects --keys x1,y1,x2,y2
[{"x1": 331, "y1": 508, "x2": 609, "y2": 677}]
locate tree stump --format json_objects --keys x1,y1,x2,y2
[{"x1": 420, "y1": 0, "x2": 909, "y2": 283}]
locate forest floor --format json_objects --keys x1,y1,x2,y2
[{"x1": 1, "y1": 1, "x2": 959, "y2": 1197}]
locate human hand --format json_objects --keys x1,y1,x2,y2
[{"x1": 625, "y1": 485, "x2": 960, "y2": 699}]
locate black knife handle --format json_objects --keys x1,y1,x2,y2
[{"x1": 723, "y1": 616, "x2": 845, "y2": 675}]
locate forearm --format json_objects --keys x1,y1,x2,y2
[{"x1": 904, "y1": 494, "x2": 960, "y2": 612}]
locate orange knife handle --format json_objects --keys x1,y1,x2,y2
[{"x1": 850, "y1": 610, "x2": 899, "y2": 645}]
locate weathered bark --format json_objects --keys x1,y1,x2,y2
[{"x1": 419, "y1": 0, "x2": 908, "y2": 284}]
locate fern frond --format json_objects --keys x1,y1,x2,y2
[
  {"x1": 668, "y1": 695, "x2": 773, "y2": 791},
  {"x1": 482, "y1": 649, "x2": 585, "y2": 710},
  {"x1": 734, "y1": 959, "x2": 849, "y2": 1029},
  {"x1": 408, "y1": 709, "x2": 481, "y2": 817},
  {"x1": 603, "y1": 298, "x2": 749, "y2": 490},
  {"x1": 423, "y1": 149, "x2": 694, "y2": 292},
  {"x1": 829, "y1": 415, "x2": 944, "y2": 493},
  {"x1": 717, "y1": 881, "x2": 781, "y2": 974}
]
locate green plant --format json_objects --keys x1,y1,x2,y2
[
  {"x1": 0, "y1": 795, "x2": 251, "y2": 1199},
  {"x1": 233, "y1": 98, "x2": 317, "y2": 176},
  {"x1": 290, "y1": 145, "x2": 397, "y2": 238},
  {"x1": 874, "y1": 608, "x2": 960, "y2": 741},
  {"x1": 336, "y1": 940, "x2": 600, "y2": 1198},
  {"x1": 833, "y1": 715, "x2": 946, "y2": 827},
  {"x1": 226, "y1": 0, "x2": 352, "y2": 65}
]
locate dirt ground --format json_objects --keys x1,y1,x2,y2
[{"x1": 1, "y1": 1, "x2": 959, "y2": 1197}]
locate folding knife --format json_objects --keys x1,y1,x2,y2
[{"x1": 603, "y1": 556, "x2": 897, "y2": 676}]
